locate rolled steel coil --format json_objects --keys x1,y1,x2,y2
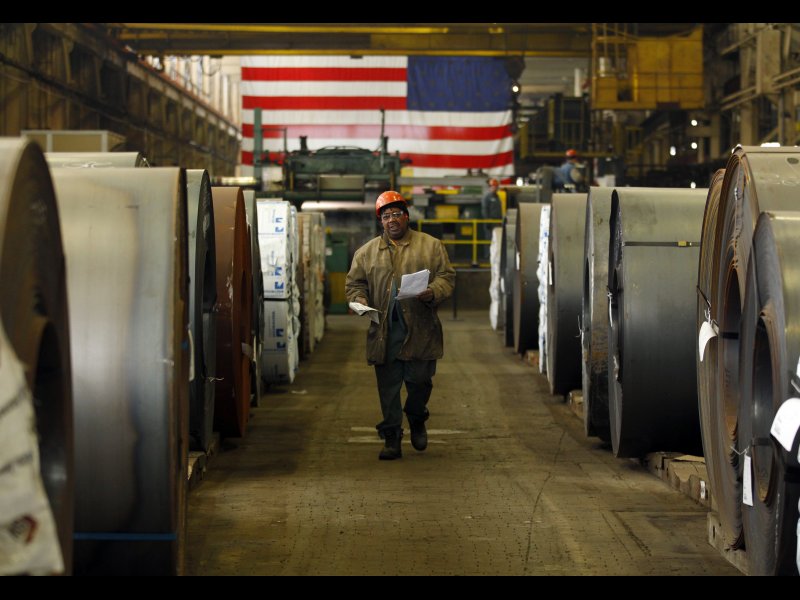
[
  {"x1": 706, "y1": 146, "x2": 800, "y2": 550},
  {"x1": 500, "y1": 208, "x2": 517, "y2": 347},
  {"x1": 580, "y1": 186, "x2": 614, "y2": 441},
  {"x1": 738, "y1": 212, "x2": 800, "y2": 576},
  {"x1": 513, "y1": 203, "x2": 545, "y2": 354},
  {"x1": 546, "y1": 193, "x2": 587, "y2": 395},
  {"x1": 0, "y1": 138, "x2": 73, "y2": 573},
  {"x1": 695, "y1": 169, "x2": 742, "y2": 547},
  {"x1": 244, "y1": 190, "x2": 264, "y2": 405},
  {"x1": 45, "y1": 152, "x2": 148, "y2": 168},
  {"x1": 607, "y1": 187, "x2": 706, "y2": 458},
  {"x1": 211, "y1": 187, "x2": 252, "y2": 437},
  {"x1": 186, "y1": 170, "x2": 217, "y2": 452},
  {"x1": 51, "y1": 167, "x2": 189, "y2": 575}
]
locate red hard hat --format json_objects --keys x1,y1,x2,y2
[
  {"x1": 375, "y1": 190, "x2": 407, "y2": 217},
  {"x1": 489, "y1": 178, "x2": 499, "y2": 187},
  {"x1": 566, "y1": 149, "x2": 578, "y2": 158}
]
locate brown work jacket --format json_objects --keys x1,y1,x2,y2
[{"x1": 345, "y1": 228, "x2": 455, "y2": 365}]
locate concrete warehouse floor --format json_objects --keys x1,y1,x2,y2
[{"x1": 185, "y1": 311, "x2": 739, "y2": 576}]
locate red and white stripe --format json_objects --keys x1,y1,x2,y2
[{"x1": 240, "y1": 56, "x2": 514, "y2": 179}]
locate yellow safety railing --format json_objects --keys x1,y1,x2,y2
[{"x1": 416, "y1": 218, "x2": 503, "y2": 268}]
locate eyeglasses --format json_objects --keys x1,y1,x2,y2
[{"x1": 380, "y1": 211, "x2": 405, "y2": 222}]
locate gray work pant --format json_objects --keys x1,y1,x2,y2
[{"x1": 374, "y1": 316, "x2": 435, "y2": 438}]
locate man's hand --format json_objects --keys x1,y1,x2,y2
[
  {"x1": 355, "y1": 296, "x2": 369, "y2": 306},
  {"x1": 416, "y1": 288, "x2": 434, "y2": 302}
]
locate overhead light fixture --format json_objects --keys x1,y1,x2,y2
[
  {"x1": 690, "y1": 182, "x2": 697, "y2": 189},
  {"x1": 670, "y1": 146, "x2": 677, "y2": 156},
  {"x1": 691, "y1": 142, "x2": 698, "y2": 150},
  {"x1": 516, "y1": 177, "x2": 524, "y2": 186},
  {"x1": 760, "y1": 142, "x2": 781, "y2": 147},
  {"x1": 691, "y1": 119, "x2": 698, "y2": 126},
  {"x1": 512, "y1": 84, "x2": 520, "y2": 93}
]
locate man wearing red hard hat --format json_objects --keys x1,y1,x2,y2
[{"x1": 345, "y1": 191, "x2": 455, "y2": 460}]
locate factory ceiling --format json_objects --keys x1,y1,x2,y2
[{"x1": 100, "y1": 23, "x2": 699, "y2": 58}]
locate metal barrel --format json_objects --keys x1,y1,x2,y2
[
  {"x1": 738, "y1": 212, "x2": 800, "y2": 576},
  {"x1": 546, "y1": 193, "x2": 587, "y2": 395},
  {"x1": 45, "y1": 151, "x2": 148, "y2": 168},
  {"x1": 0, "y1": 138, "x2": 73, "y2": 574},
  {"x1": 186, "y1": 170, "x2": 217, "y2": 452},
  {"x1": 580, "y1": 187, "x2": 614, "y2": 441},
  {"x1": 211, "y1": 187, "x2": 253, "y2": 438},
  {"x1": 51, "y1": 167, "x2": 189, "y2": 575},
  {"x1": 513, "y1": 203, "x2": 544, "y2": 354},
  {"x1": 706, "y1": 147, "x2": 800, "y2": 550},
  {"x1": 500, "y1": 208, "x2": 517, "y2": 347},
  {"x1": 607, "y1": 187, "x2": 706, "y2": 458}
]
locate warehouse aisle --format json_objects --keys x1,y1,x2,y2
[{"x1": 185, "y1": 311, "x2": 739, "y2": 576}]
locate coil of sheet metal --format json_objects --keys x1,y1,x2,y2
[
  {"x1": 546, "y1": 193, "x2": 587, "y2": 395},
  {"x1": 500, "y1": 208, "x2": 518, "y2": 347},
  {"x1": 45, "y1": 151, "x2": 148, "y2": 168},
  {"x1": 738, "y1": 211, "x2": 800, "y2": 576},
  {"x1": 707, "y1": 146, "x2": 800, "y2": 551},
  {"x1": 51, "y1": 167, "x2": 189, "y2": 575},
  {"x1": 580, "y1": 187, "x2": 614, "y2": 441},
  {"x1": 0, "y1": 138, "x2": 73, "y2": 574},
  {"x1": 211, "y1": 187, "x2": 253, "y2": 438},
  {"x1": 694, "y1": 169, "x2": 742, "y2": 547},
  {"x1": 513, "y1": 203, "x2": 545, "y2": 355},
  {"x1": 244, "y1": 190, "x2": 264, "y2": 405},
  {"x1": 607, "y1": 187, "x2": 706, "y2": 458},
  {"x1": 186, "y1": 170, "x2": 217, "y2": 452}
]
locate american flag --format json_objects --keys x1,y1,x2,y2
[{"x1": 240, "y1": 56, "x2": 514, "y2": 179}]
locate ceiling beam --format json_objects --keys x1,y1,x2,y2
[{"x1": 102, "y1": 23, "x2": 593, "y2": 57}]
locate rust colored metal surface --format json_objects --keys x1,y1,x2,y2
[{"x1": 211, "y1": 186, "x2": 252, "y2": 438}]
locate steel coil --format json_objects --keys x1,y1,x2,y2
[
  {"x1": 500, "y1": 209, "x2": 517, "y2": 347},
  {"x1": 244, "y1": 190, "x2": 264, "y2": 405},
  {"x1": 51, "y1": 167, "x2": 189, "y2": 575},
  {"x1": 738, "y1": 211, "x2": 800, "y2": 576},
  {"x1": 607, "y1": 187, "x2": 706, "y2": 458},
  {"x1": 580, "y1": 187, "x2": 614, "y2": 440},
  {"x1": 706, "y1": 147, "x2": 800, "y2": 551},
  {"x1": 546, "y1": 193, "x2": 587, "y2": 395},
  {"x1": 45, "y1": 152, "x2": 148, "y2": 168},
  {"x1": 211, "y1": 187, "x2": 253, "y2": 437},
  {"x1": 695, "y1": 169, "x2": 743, "y2": 547},
  {"x1": 186, "y1": 170, "x2": 217, "y2": 452},
  {"x1": 513, "y1": 203, "x2": 545, "y2": 354},
  {"x1": 0, "y1": 138, "x2": 73, "y2": 573}
]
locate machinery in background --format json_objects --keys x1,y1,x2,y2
[{"x1": 252, "y1": 108, "x2": 403, "y2": 207}]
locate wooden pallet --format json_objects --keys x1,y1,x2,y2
[
  {"x1": 706, "y1": 511, "x2": 748, "y2": 575},
  {"x1": 187, "y1": 433, "x2": 220, "y2": 491}
]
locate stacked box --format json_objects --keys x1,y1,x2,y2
[{"x1": 257, "y1": 199, "x2": 299, "y2": 384}]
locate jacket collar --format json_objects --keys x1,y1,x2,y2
[{"x1": 379, "y1": 227, "x2": 413, "y2": 249}]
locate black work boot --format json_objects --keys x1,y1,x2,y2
[
  {"x1": 379, "y1": 429, "x2": 403, "y2": 460},
  {"x1": 409, "y1": 420, "x2": 428, "y2": 451}
]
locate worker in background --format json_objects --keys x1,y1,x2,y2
[
  {"x1": 345, "y1": 191, "x2": 455, "y2": 460},
  {"x1": 553, "y1": 148, "x2": 587, "y2": 192}
]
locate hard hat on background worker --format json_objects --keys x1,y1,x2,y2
[
  {"x1": 375, "y1": 190, "x2": 408, "y2": 217},
  {"x1": 566, "y1": 149, "x2": 578, "y2": 159}
]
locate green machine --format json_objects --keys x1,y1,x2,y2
[{"x1": 252, "y1": 108, "x2": 404, "y2": 207}]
